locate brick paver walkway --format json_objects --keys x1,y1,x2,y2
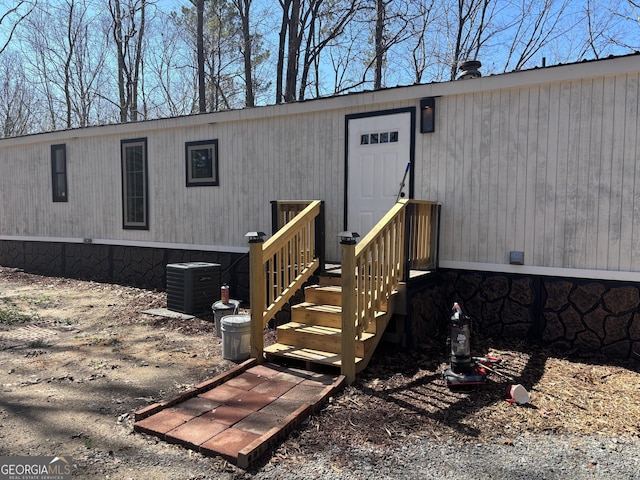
[{"x1": 134, "y1": 359, "x2": 345, "y2": 468}]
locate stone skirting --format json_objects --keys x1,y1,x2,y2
[
  {"x1": 2, "y1": 239, "x2": 638, "y2": 359},
  {"x1": 407, "y1": 270, "x2": 640, "y2": 360},
  {"x1": 0, "y1": 240, "x2": 250, "y2": 303}
]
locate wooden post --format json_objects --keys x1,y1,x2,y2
[
  {"x1": 403, "y1": 201, "x2": 412, "y2": 282},
  {"x1": 248, "y1": 235, "x2": 266, "y2": 364},
  {"x1": 315, "y1": 201, "x2": 326, "y2": 273},
  {"x1": 340, "y1": 237, "x2": 357, "y2": 384}
]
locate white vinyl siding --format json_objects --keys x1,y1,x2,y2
[
  {"x1": 417, "y1": 72, "x2": 640, "y2": 272},
  {"x1": 1, "y1": 55, "x2": 640, "y2": 274}
]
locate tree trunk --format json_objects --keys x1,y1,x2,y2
[
  {"x1": 64, "y1": 0, "x2": 76, "y2": 129},
  {"x1": 130, "y1": 1, "x2": 145, "y2": 121},
  {"x1": 110, "y1": 0, "x2": 128, "y2": 122},
  {"x1": 239, "y1": 0, "x2": 254, "y2": 107},
  {"x1": 298, "y1": 0, "x2": 318, "y2": 101},
  {"x1": 284, "y1": 0, "x2": 300, "y2": 102},
  {"x1": 196, "y1": 0, "x2": 206, "y2": 113},
  {"x1": 374, "y1": 0, "x2": 385, "y2": 90},
  {"x1": 276, "y1": 0, "x2": 291, "y2": 104}
]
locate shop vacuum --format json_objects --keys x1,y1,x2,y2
[{"x1": 443, "y1": 302, "x2": 500, "y2": 389}]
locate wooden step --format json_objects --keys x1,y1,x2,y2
[
  {"x1": 276, "y1": 322, "x2": 375, "y2": 358},
  {"x1": 291, "y1": 302, "x2": 342, "y2": 328},
  {"x1": 266, "y1": 274, "x2": 400, "y2": 377},
  {"x1": 317, "y1": 275, "x2": 342, "y2": 287},
  {"x1": 304, "y1": 284, "x2": 342, "y2": 306},
  {"x1": 291, "y1": 302, "x2": 387, "y2": 333},
  {"x1": 264, "y1": 343, "x2": 365, "y2": 370}
]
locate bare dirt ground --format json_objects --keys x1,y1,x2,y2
[{"x1": 0, "y1": 266, "x2": 639, "y2": 479}]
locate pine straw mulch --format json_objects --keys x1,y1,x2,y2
[{"x1": 290, "y1": 336, "x2": 640, "y2": 454}]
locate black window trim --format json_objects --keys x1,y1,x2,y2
[
  {"x1": 185, "y1": 139, "x2": 219, "y2": 187},
  {"x1": 51, "y1": 143, "x2": 68, "y2": 202},
  {"x1": 121, "y1": 137, "x2": 149, "y2": 230}
]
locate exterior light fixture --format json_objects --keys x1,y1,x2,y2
[
  {"x1": 338, "y1": 231, "x2": 360, "y2": 245},
  {"x1": 420, "y1": 97, "x2": 435, "y2": 133},
  {"x1": 245, "y1": 231, "x2": 267, "y2": 243}
]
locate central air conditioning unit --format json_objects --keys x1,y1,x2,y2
[{"x1": 166, "y1": 262, "x2": 221, "y2": 315}]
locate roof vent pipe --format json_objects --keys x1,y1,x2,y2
[{"x1": 458, "y1": 60, "x2": 482, "y2": 80}]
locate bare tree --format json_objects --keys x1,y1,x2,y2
[
  {"x1": 179, "y1": 1, "x2": 255, "y2": 111},
  {"x1": 325, "y1": 20, "x2": 365, "y2": 93},
  {"x1": 194, "y1": 0, "x2": 206, "y2": 112},
  {"x1": 0, "y1": 53, "x2": 36, "y2": 137},
  {"x1": 231, "y1": 0, "x2": 255, "y2": 107},
  {"x1": 109, "y1": 0, "x2": 147, "y2": 122},
  {"x1": 353, "y1": 0, "x2": 416, "y2": 90},
  {"x1": 275, "y1": 0, "x2": 290, "y2": 103},
  {"x1": 19, "y1": 0, "x2": 110, "y2": 129},
  {"x1": 0, "y1": 1, "x2": 36, "y2": 55},
  {"x1": 501, "y1": 0, "x2": 572, "y2": 71},
  {"x1": 205, "y1": 0, "x2": 238, "y2": 111},
  {"x1": 298, "y1": 0, "x2": 360, "y2": 100},
  {"x1": 145, "y1": 11, "x2": 197, "y2": 116},
  {"x1": 21, "y1": 6, "x2": 59, "y2": 129},
  {"x1": 284, "y1": 0, "x2": 301, "y2": 102},
  {"x1": 374, "y1": 0, "x2": 385, "y2": 89},
  {"x1": 579, "y1": 0, "x2": 632, "y2": 56},
  {"x1": 62, "y1": 0, "x2": 109, "y2": 127},
  {"x1": 447, "y1": 0, "x2": 497, "y2": 80},
  {"x1": 398, "y1": 1, "x2": 437, "y2": 84},
  {"x1": 2, "y1": 0, "x2": 639, "y2": 134},
  {"x1": 275, "y1": 0, "x2": 362, "y2": 102}
]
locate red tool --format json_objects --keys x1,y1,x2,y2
[{"x1": 473, "y1": 356, "x2": 501, "y2": 365}]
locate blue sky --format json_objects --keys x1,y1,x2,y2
[{"x1": 150, "y1": 0, "x2": 640, "y2": 85}]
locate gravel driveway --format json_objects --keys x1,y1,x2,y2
[{"x1": 245, "y1": 433, "x2": 640, "y2": 479}]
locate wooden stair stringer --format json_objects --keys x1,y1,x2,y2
[{"x1": 358, "y1": 291, "x2": 398, "y2": 371}]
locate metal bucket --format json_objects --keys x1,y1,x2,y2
[{"x1": 212, "y1": 300, "x2": 240, "y2": 337}]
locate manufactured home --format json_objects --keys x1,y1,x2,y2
[{"x1": 2, "y1": 54, "x2": 640, "y2": 368}]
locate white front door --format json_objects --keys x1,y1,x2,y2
[{"x1": 347, "y1": 112, "x2": 412, "y2": 236}]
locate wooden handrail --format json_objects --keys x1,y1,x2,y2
[
  {"x1": 354, "y1": 201, "x2": 407, "y2": 331},
  {"x1": 341, "y1": 202, "x2": 406, "y2": 381},
  {"x1": 271, "y1": 200, "x2": 325, "y2": 272},
  {"x1": 341, "y1": 199, "x2": 440, "y2": 382},
  {"x1": 249, "y1": 200, "x2": 323, "y2": 362},
  {"x1": 271, "y1": 200, "x2": 314, "y2": 232}
]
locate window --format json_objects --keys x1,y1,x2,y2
[
  {"x1": 51, "y1": 144, "x2": 67, "y2": 202},
  {"x1": 360, "y1": 131, "x2": 399, "y2": 146},
  {"x1": 185, "y1": 139, "x2": 219, "y2": 186},
  {"x1": 121, "y1": 138, "x2": 148, "y2": 229}
]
